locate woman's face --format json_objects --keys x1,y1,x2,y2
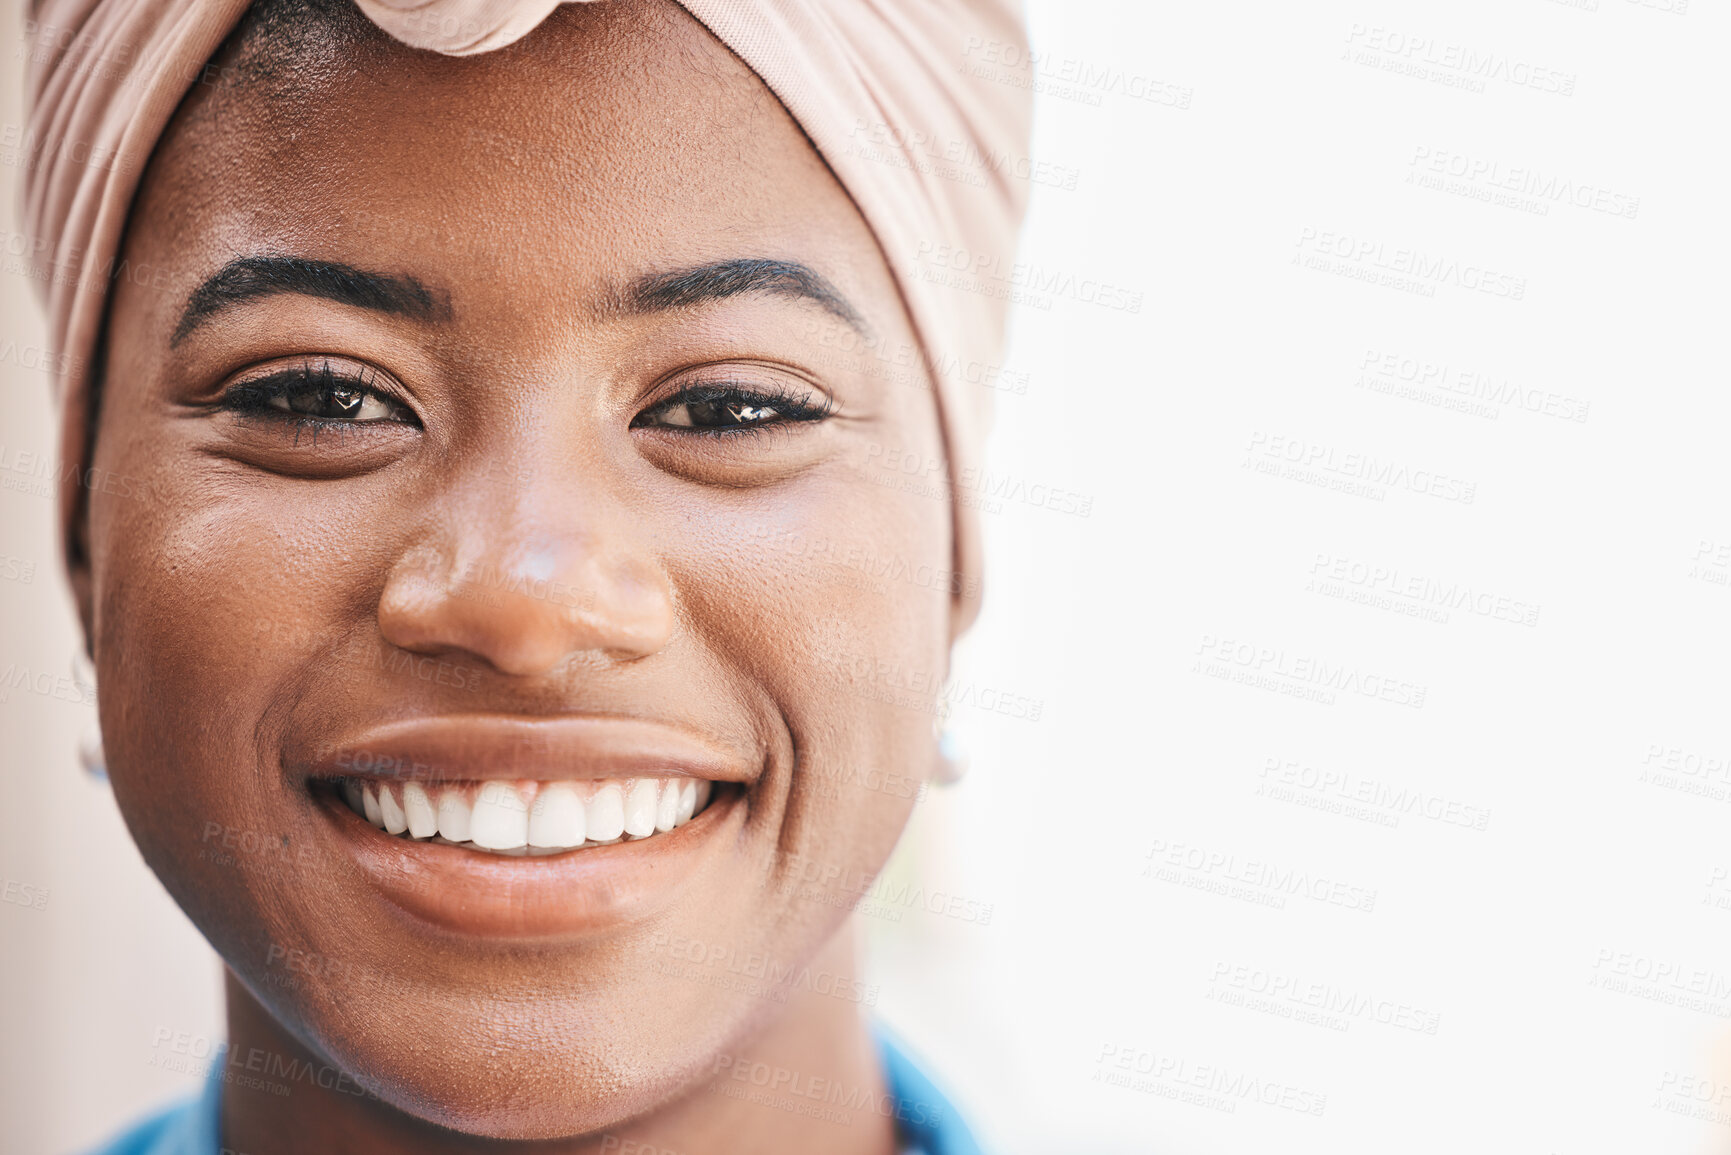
[{"x1": 83, "y1": 0, "x2": 952, "y2": 1136}]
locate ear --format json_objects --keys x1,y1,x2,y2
[
  {"x1": 56, "y1": 381, "x2": 98, "y2": 659},
  {"x1": 66, "y1": 514, "x2": 96, "y2": 659},
  {"x1": 946, "y1": 512, "x2": 984, "y2": 646},
  {"x1": 948, "y1": 581, "x2": 983, "y2": 646}
]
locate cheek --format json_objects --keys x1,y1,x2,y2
[
  {"x1": 670, "y1": 433, "x2": 955, "y2": 879},
  {"x1": 83, "y1": 414, "x2": 385, "y2": 890},
  {"x1": 90, "y1": 445, "x2": 356, "y2": 721}
]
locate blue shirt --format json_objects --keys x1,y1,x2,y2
[{"x1": 82, "y1": 1027, "x2": 981, "y2": 1155}]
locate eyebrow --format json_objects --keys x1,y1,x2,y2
[
  {"x1": 172, "y1": 254, "x2": 869, "y2": 345},
  {"x1": 172, "y1": 256, "x2": 445, "y2": 345},
  {"x1": 625, "y1": 258, "x2": 870, "y2": 336}
]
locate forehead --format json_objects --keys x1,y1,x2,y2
[{"x1": 132, "y1": 0, "x2": 882, "y2": 329}]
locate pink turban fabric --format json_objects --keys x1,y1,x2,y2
[{"x1": 20, "y1": 0, "x2": 1031, "y2": 631}]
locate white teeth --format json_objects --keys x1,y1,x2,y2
[
  {"x1": 529, "y1": 782, "x2": 587, "y2": 849},
  {"x1": 402, "y1": 782, "x2": 439, "y2": 839},
  {"x1": 624, "y1": 779, "x2": 658, "y2": 838},
  {"x1": 587, "y1": 781, "x2": 626, "y2": 842},
  {"x1": 340, "y1": 777, "x2": 718, "y2": 854},
  {"x1": 655, "y1": 780, "x2": 680, "y2": 833},
  {"x1": 437, "y1": 787, "x2": 473, "y2": 843},
  {"x1": 378, "y1": 785, "x2": 409, "y2": 835},
  {"x1": 470, "y1": 781, "x2": 530, "y2": 850}
]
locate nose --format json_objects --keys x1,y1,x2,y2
[{"x1": 377, "y1": 468, "x2": 675, "y2": 677}]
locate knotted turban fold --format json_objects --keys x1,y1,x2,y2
[{"x1": 20, "y1": 0, "x2": 1032, "y2": 631}]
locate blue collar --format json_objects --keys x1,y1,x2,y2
[
  {"x1": 874, "y1": 1026, "x2": 984, "y2": 1155},
  {"x1": 84, "y1": 1030, "x2": 982, "y2": 1155}
]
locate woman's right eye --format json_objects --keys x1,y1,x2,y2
[
  {"x1": 222, "y1": 360, "x2": 416, "y2": 427},
  {"x1": 265, "y1": 382, "x2": 398, "y2": 422}
]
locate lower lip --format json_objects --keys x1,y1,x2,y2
[{"x1": 312, "y1": 783, "x2": 741, "y2": 940}]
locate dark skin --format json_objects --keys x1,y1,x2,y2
[{"x1": 78, "y1": 0, "x2": 957, "y2": 1149}]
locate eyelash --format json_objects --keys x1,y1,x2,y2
[
  {"x1": 221, "y1": 361, "x2": 418, "y2": 441},
  {"x1": 218, "y1": 363, "x2": 835, "y2": 442},
  {"x1": 632, "y1": 380, "x2": 836, "y2": 437}
]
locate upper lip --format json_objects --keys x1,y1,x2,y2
[{"x1": 295, "y1": 714, "x2": 753, "y2": 786}]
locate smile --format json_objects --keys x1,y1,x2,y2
[
  {"x1": 335, "y1": 776, "x2": 715, "y2": 855},
  {"x1": 292, "y1": 714, "x2": 754, "y2": 937}
]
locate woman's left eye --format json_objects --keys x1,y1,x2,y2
[{"x1": 634, "y1": 383, "x2": 832, "y2": 433}]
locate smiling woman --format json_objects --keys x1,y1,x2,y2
[{"x1": 19, "y1": 0, "x2": 1030, "y2": 1151}]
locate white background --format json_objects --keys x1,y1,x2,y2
[{"x1": 4, "y1": 0, "x2": 1729, "y2": 1151}]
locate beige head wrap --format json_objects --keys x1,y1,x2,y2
[{"x1": 21, "y1": 0, "x2": 1031, "y2": 633}]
